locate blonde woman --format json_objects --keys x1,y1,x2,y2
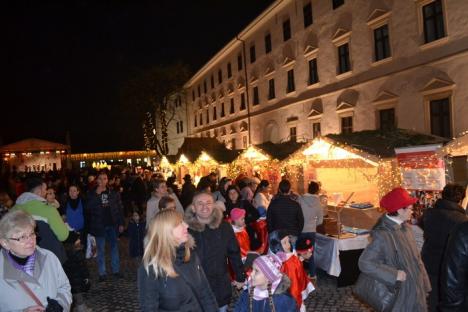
[{"x1": 138, "y1": 209, "x2": 218, "y2": 312}]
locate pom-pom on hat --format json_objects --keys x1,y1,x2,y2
[
  {"x1": 380, "y1": 187, "x2": 417, "y2": 213},
  {"x1": 296, "y1": 237, "x2": 314, "y2": 254},
  {"x1": 230, "y1": 208, "x2": 246, "y2": 221}
]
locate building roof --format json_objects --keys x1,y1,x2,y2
[
  {"x1": 173, "y1": 137, "x2": 240, "y2": 164},
  {"x1": 326, "y1": 129, "x2": 449, "y2": 158},
  {"x1": 255, "y1": 141, "x2": 306, "y2": 161},
  {"x1": 437, "y1": 131, "x2": 468, "y2": 157},
  {"x1": 0, "y1": 138, "x2": 70, "y2": 153}
]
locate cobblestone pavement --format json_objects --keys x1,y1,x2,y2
[{"x1": 83, "y1": 237, "x2": 373, "y2": 311}]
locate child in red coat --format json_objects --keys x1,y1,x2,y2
[
  {"x1": 231, "y1": 208, "x2": 250, "y2": 261},
  {"x1": 269, "y1": 230, "x2": 315, "y2": 312}
]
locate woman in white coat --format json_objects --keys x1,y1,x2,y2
[{"x1": 0, "y1": 210, "x2": 72, "y2": 312}]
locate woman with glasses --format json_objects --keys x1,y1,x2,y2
[{"x1": 0, "y1": 210, "x2": 72, "y2": 311}]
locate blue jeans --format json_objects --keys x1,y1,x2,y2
[
  {"x1": 218, "y1": 305, "x2": 228, "y2": 312},
  {"x1": 95, "y1": 226, "x2": 120, "y2": 276},
  {"x1": 298, "y1": 232, "x2": 316, "y2": 277}
]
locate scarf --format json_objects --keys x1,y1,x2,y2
[{"x1": 4, "y1": 249, "x2": 36, "y2": 276}]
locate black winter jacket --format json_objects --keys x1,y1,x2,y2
[
  {"x1": 440, "y1": 221, "x2": 468, "y2": 312},
  {"x1": 86, "y1": 187, "x2": 124, "y2": 237},
  {"x1": 421, "y1": 199, "x2": 468, "y2": 276},
  {"x1": 267, "y1": 194, "x2": 304, "y2": 236},
  {"x1": 138, "y1": 243, "x2": 218, "y2": 312},
  {"x1": 185, "y1": 206, "x2": 245, "y2": 307}
]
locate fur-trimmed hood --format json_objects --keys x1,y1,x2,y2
[{"x1": 184, "y1": 204, "x2": 224, "y2": 232}]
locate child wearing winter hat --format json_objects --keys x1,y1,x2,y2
[
  {"x1": 231, "y1": 208, "x2": 251, "y2": 260},
  {"x1": 268, "y1": 230, "x2": 315, "y2": 312},
  {"x1": 234, "y1": 255, "x2": 298, "y2": 312}
]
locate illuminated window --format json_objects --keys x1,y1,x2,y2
[{"x1": 312, "y1": 122, "x2": 321, "y2": 138}]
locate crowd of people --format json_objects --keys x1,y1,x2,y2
[{"x1": 0, "y1": 166, "x2": 467, "y2": 311}]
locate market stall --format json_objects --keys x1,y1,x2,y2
[
  {"x1": 171, "y1": 137, "x2": 238, "y2": 185},
  {"x1": 437, "y1": 131, "x2": 468, "y2": 186}
]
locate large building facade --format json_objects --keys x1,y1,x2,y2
[{"x1": 183, "y1": 0, "x2": 468, "y2": 151}]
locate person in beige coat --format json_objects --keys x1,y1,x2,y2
[{"x1": 0, "y1": 210, "x2": 72, "y2": 312}]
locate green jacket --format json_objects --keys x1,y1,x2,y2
[{"x1": 13, "y1": 193, "x2": 69, "y2": 242}]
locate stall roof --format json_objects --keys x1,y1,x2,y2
[
  {"x1": 255, "y1": 141, "x2": 306, "y2": 161},
  {"x1": 174, "y1": 137, "x2": 240, "y2": 163},
  {"x1": 326, "y1": 129, "x2": 448, "y2": 158},
  {"x1": 0, "y1": 138, "x2": 70, "y2": 153},
  {"x1": 437, "y1": 131, "x2": 468, "y2": 157}
]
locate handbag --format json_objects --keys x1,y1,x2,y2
[{"x1": 353, "y1": 231, "x2": 403, "y2": 312}]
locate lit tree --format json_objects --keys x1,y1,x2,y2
[{"x1": 121, "y1": 62, "x2": 190, "y2": 156}]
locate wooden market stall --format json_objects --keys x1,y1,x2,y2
[
  {"x1": 171, "y1": 137, "x2": 239, "y2": 185},
  {"x1": 227, "y1": 141, "x2": 304, "y2": 191},
  {"x1": 437, "y1": 131, "x2": 468, "y2": 185}
]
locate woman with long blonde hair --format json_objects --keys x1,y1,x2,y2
[{"x1": 138, "y1": 209, "x2": 218, "y2": 311}]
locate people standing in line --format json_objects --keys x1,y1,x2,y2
[
  {"x1": 213, "y1": 177, "x2": 232, "y2": 203},
  {"x1": 358, "y1": 187, "x2": 431, "y2": 311},
  {"x1": 86, "y1": 171, "x2": 125, "y2": 281},
  {"x1": 180, "y1": 174, "x2": 197, "y2": 209},
  {"x1": 166, "y1": 175, "x2": 180, "y2": 199},
  {"x1": 0, "y1": 210, "x2": 72, "y2": 311},
  {"x1": 225, "y1": 185, "x2": 260, "y2": 224},
  {"x1": 439, "y1": 221, "x2": 468, "y2": 311},
  {"x1": 252, "y1": 180, "x2": 272, "y2": 210},
  {"x1": 131, "y1": 172, "x2": 148, "y2": 215},
  {"x1": 184, "y1": 192, "x2": 246, "y2": 312},
  {"x1": 13, "y1": 176, "x2": 69, "y2": 263},
  {"x1": 234, "y1": 255, "x2": 298, "y2": 312},
  {"x1": 146, "y1": 179, "x2": 184, "y2": 226},
  {"x1": 138, "y1": 209, "x2": 218, "y2": 312},
  {"x1": 128, "y1": 211, "x2": 146, "y2": 259},
  {"x1": 421, "y1": 183, "x2": 468, "y2": 312},
  {"x1": 297, "y1": 181, "x2": 323, "y2": 279},
  {"x1": 267, "y1": 179, "x2": 304, "y2": 245}
]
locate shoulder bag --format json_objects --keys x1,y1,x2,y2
[{"x1": 353, "y1": 231, "x2": 403, "y2": 312}]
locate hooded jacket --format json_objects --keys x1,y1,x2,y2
[
  {"x1": 13, "y1": 192, "x2": 69, "y2": 263},
  {"x1": 297, "y1": 193, "x2": 323, "y2": 233},
  {"x1": 358, "y1": 215, "x2": 431, "y2": 312},
  {"x1": 185, "y1": 206, "x2": 245, "y2": 307}
]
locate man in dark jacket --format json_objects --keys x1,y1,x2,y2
[
  {"x1": 180, "y1": 174, "x2": 196, "y2": 209},
  {"x1": 184, "y1": 191, "x2": 245, "y2": 312},
  {"x1": 86, "y1": 171, "x2": 124, "y2": 281},
  {"x1": 422, "y1": 183, "x2": 468, "y2": 311},
  {"x1": 267, "y1": 179, "x2": 304, "y2": 239},
  {"x1": 440, "y1": 221, "x2": 468, "y2": 312}
]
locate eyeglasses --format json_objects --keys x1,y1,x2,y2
[{"x1": 8, "y1": 233, "x2": 36, "y2": 244}]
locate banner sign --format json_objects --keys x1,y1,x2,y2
[{"x1": 395, "y1": 144, "x2": 445, "y2": 191}]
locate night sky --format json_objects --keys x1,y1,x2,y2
[{"x1": 4, "y1": 0, "x2": 274, "y2": 153}]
